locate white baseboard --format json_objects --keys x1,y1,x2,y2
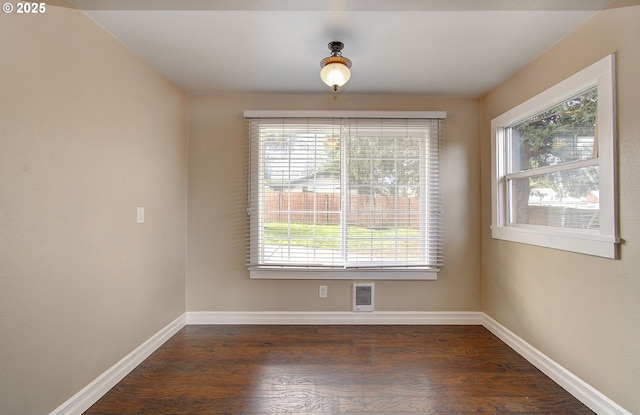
[
  {"x1": 186, "y1": 310, "x2": 484, "y2": 325},
  {"x1": 482, "y1": 314, "x2": 631, "y2": 415},
  {"x1": 50, "y1": 311, "x2": 630, "y2": 415},
  {"x1": 49, "y1": 314, "x2": 186, "y2": 415}
]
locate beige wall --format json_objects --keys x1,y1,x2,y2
[
  {"x1": 187, "y1": 95, "x2": 481, "y2": 312},
  {"x1": 0, "y1": 3, "x2": 188, "y2": 414},
  {"x1": 480, "y1": 4, "x2": 640, "y2": 413}
]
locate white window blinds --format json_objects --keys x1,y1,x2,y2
[{"x1": 246, "y1": 111, "x2": 445, "y2": 274}]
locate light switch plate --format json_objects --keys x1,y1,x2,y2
[{"x1": 136, "y1": 207, "x2": 144, "y2": 224}]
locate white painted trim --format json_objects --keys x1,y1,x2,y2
[
  {"x1": 243, "y1": 110, "x2": 447, "y2": 119},
  {"x1": 482, "y1": 314, "x2": 632, "y2": 415},
  {"x1": 249, "y1": 269, "x2": 438, "y2": 280},
  {"x1": 49, "y1": 314, "x2": 186, "y2": 415},
  {"x1": 186, "y1": 311, "x2": 483, "y2": 325},
  {"x1": 491, "y1": 225, "x2": 619, "y2": 259}
]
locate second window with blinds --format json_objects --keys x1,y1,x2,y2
[{"x1": 245, "y1": 111, "x2": 446, "y2": 280}]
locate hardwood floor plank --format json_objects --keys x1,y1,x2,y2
[{"x1": 84, "y1": 325, "x2": 594, "y2": 414}]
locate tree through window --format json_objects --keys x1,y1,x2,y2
[{"x1": 508, "y1": 87, "x2": 599, "y2": 229}]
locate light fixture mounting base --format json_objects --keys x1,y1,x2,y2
[{"x1": 328, "y1": 41, "x2": 345, "y2": 56}]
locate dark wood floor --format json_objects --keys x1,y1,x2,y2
[{"x1": 84, "y1": 325, "x2": 594, "y2": 414}]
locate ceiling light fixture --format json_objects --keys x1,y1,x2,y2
[{"x1": 320, "y1": 41, "x2": 352, "y2": 92}]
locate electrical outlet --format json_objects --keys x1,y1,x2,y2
[{"x1": 319, "y1": 285, "x2": 328, "y2": 298}]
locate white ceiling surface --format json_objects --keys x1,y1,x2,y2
[{"x1": 71, "y1": 0, "x2": 613, "y2": 97}]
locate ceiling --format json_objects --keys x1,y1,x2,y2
[{"x1": 70, "y1": 0, "x2": 614, "y2": 97}]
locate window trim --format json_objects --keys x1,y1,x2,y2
[
  {"x1": 490, "y1": 54, "x2": 619, "y2": 258},
  {"x1": 245, "y1": 110, "x2": 446, "y2": 280},
  {"x1": 244, "y1": 110, "x2": 447, "y2": 119}
]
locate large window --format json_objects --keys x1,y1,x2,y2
[
  {"x1": 491, "y1": 55, "x2": 619, "y2": 258},
  {"x1": 245, "y1": 111, "x2": 446, "y2": 279}
]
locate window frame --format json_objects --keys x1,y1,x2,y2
[
  {"x1": 490, "y1": 54, "x2": 619, "y2": 258},
  {"x1": 245, "y1": 110, "x2": 446, "y2": 280}
]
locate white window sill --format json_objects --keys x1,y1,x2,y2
[
  {"x1": 249, "y1": 268, "x2": 438, "y2": 280},
  {"x1": 491, "y1": 225, "x2": 619, "y2": 259}
]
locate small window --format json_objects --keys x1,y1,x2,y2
[
  {"x1": 245, "y1": 111, "x2": 446, "y2": 279},
  {"x1": 491, "y1": 54, "x2": 619, "y2": 258}
]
